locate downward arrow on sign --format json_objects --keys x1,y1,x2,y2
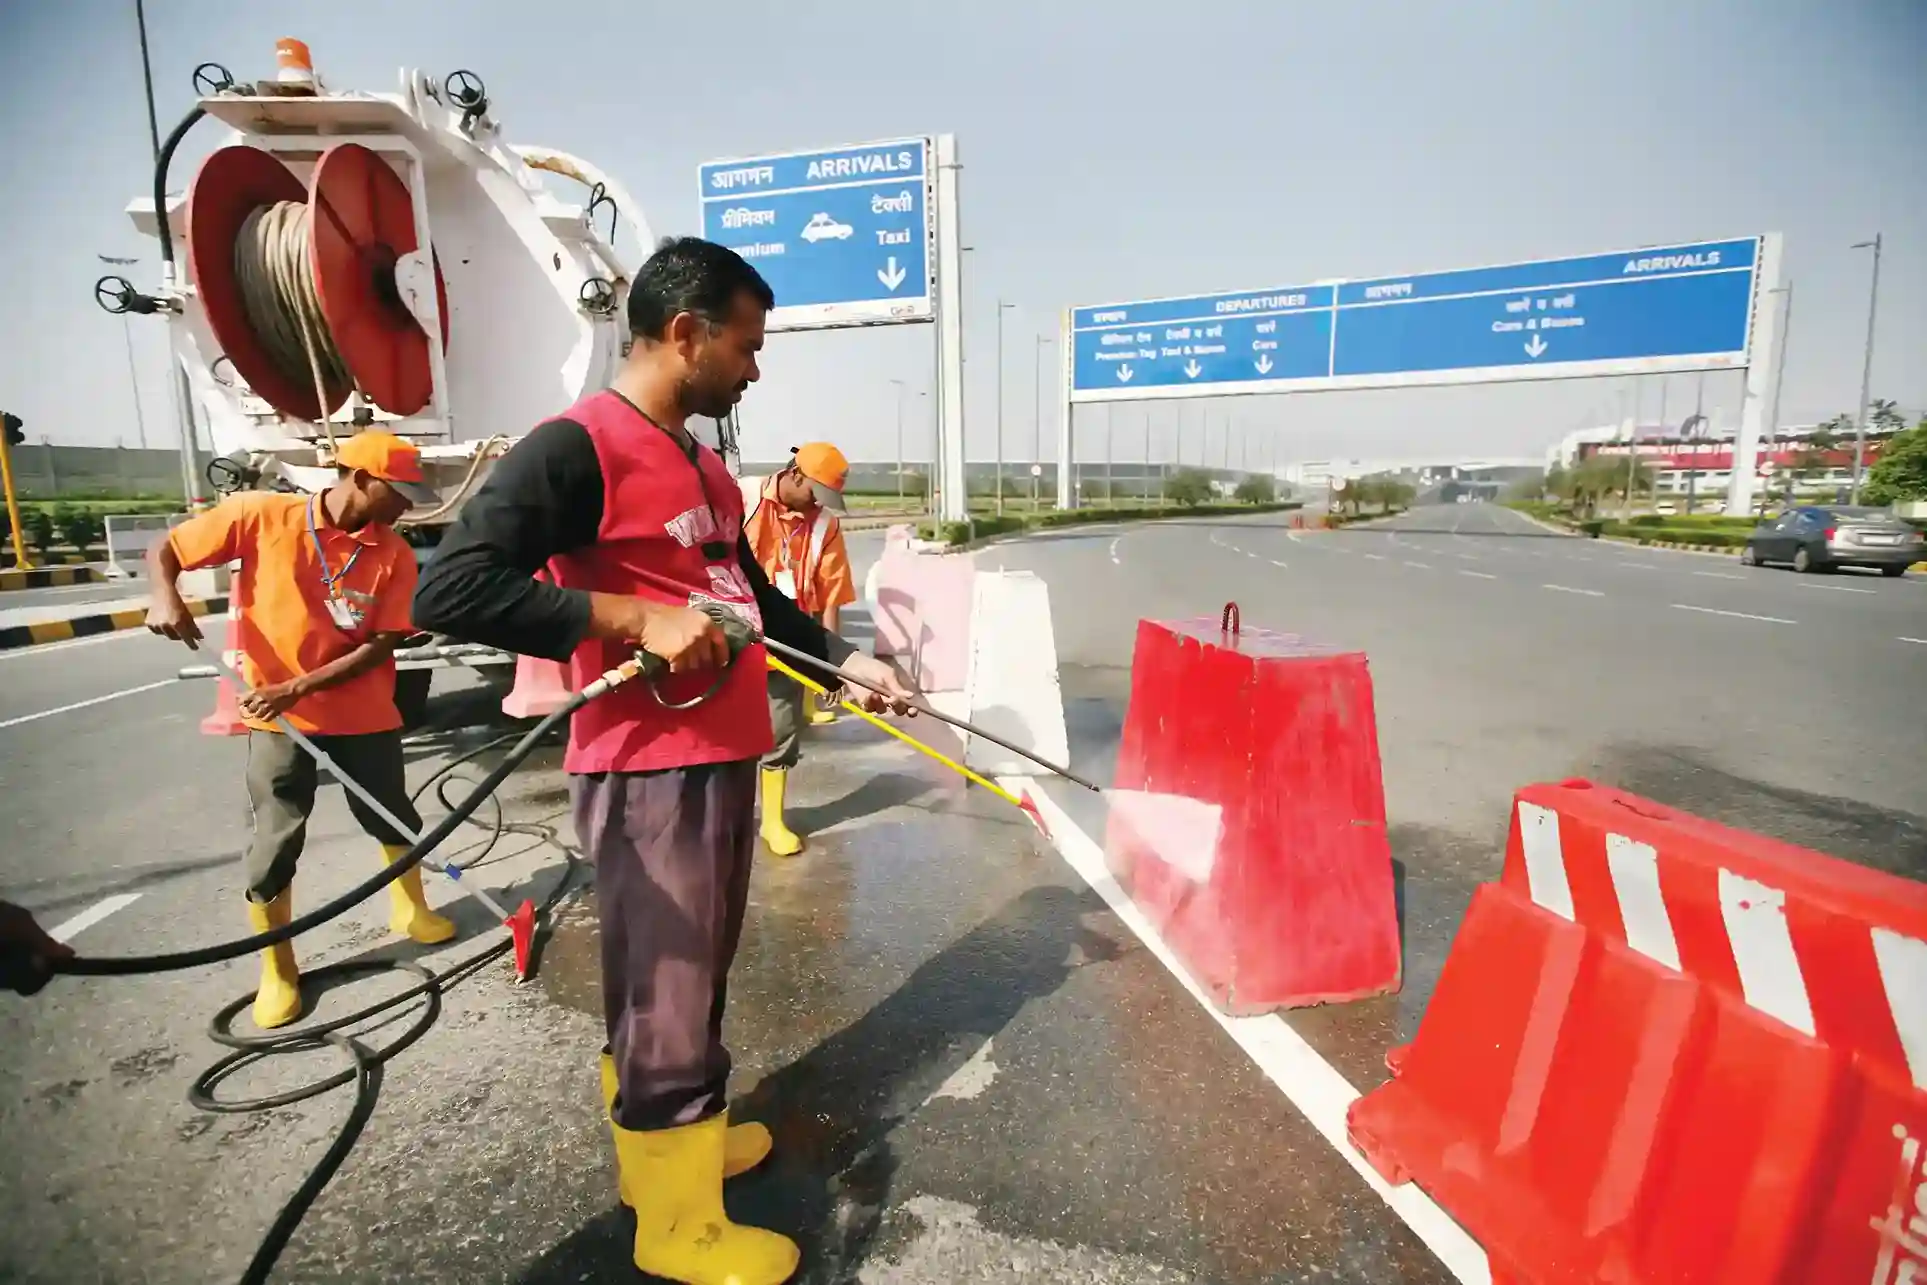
[
  {"x1": 1116, "y1": 365, "x2": 1134, "y2": 382},
  {"x1": 1524, "y1": 334, "x2": 1548, "y2": 358},
  {"x1": 878, "y1": 257, "x2": 907, "y2": 291},
  {"x1": 1183, "y1": 360, "x2": 1202, "y2": 378},
  {"x1": 1254, "y1": 354, "x2": 1274, "y2": 375}
]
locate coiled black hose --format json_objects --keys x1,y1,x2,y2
[{"x1": 183, "y1": 723, "x2": 587, "y2": 1285}]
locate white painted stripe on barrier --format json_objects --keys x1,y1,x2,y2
[
  {"x1": 1872, "y1": 928, "x2": 1927, "y2": 1091},
  {"x1": 1718, "y1": 870, "x2": 1816, "y2": 1036},
  {"x1": 1517, "y1": 801, "x2": 1574, "y2": 921},
  {"x1": 1009, "y1": 778, "x2": 1492, "y2": 1284},
  {"x1": 1605, "y1": 832, "x2": 1681, "y2": 970}
]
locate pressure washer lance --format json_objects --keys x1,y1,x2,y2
[
  {"x1": 204, "y1": 654, "x2": 542, "y2": 980},
  {"x1": 633, "y1": 597, "x2": 1101, "y2": 793}
]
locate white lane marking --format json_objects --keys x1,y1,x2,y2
[
  {"x1": 1693, "y1": 571, "x2": 1743, "y2": 581},
  {"x1": 1108, "y1": 536, "x2": 1122, "y2": 566},
  {"x1": 1798, "y1": 582, "x2": 1875, "y2": 595},
  {"x1": 1671, "y1": 604, "x2": 1795, "y2": 625},
  {"x1": 1903, "y1": 637, "x2": 1927, "y2": 646},
  {"x1": 0, "y1": 679, "x2": 176, "y2": 731},
  {"x1": 1616, "y1": 563, "x2": 1661, "y2": 571},
  {"x1": 1719, "y1": 871, "x2": 1816, "y2": 1036},
  {"x1": 1542, "y1": 584, "x2": 1604, "y2": 597},
  {"x1": 0, "y1": 629, "x2": 146, "y2": 662},
  {"x1": 1364, "y1": 553, "x2": 1386, "y2": 562},
  {"x1": 1270, "y1": 559, "x2": 1288, "y2": 569},
  {"x1": 48, "y1": 893, "x2": 142, "y2": 943},
  {"x1": 1458, "y1": 569, "x2": 1497, "y2": 580},
  {"x1": 924, "y1": 1038, "x2": 998, "y2": 1104},
  {"x1": 1010, "y1": 780, "x2": 1492, "y2": 1284},
  {"x1": 1403, "y1": 561, "x2": 1433, "y2": 570},
  {"x1": 1453, "y1": 552, "x2": 1480, "y2": 561}
]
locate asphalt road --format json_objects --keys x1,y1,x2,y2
[
  {"x1": 5, "y1": 509, "x2": 1920, "y2": 1284},
  {"x1": 2, "y1": 526, "x2": 1460, "y2": 1285}
]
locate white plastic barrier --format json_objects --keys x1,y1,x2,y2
[
  {"x1": 959, "y1": 568, "x2": 1070, "y2": 778},
  {"x1": 102, "y1": 512, "x2": 186, "y2": 579}
]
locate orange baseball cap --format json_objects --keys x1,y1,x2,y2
[
  {"x1": 791, "y1": 442, "x2": 849, "y2": 512},
  {"x1": 335, "y1": 431, "x2": 439, "y2": 506}
]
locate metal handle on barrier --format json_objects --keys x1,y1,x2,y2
[{"x1": 1221, "y1": 602, "x2": 1240, "y2": 636}]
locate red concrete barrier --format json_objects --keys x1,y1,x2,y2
[
  {"x1": 1104, "y1": 603, "x2": 1401, "y2": 1012},
  {"x1": 1347, "y1": 779, "x2": 1927, "y2": 1285}
]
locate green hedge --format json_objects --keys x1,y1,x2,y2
[
  {"x1": 1600, "y1": 522, "x2": 1747, "y2": 548},
  {"x1": 917, "y1": 500, "x2": 1303, "y2": 547}
]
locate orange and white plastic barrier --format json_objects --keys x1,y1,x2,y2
[{"x1": 1347, "y1": 778, "x2": 1927, "y2": 1285}]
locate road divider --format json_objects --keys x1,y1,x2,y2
[
  {"x1": 0, "y1": 593, "x2": 223, "y2": 652},
  {"x1": 1348, "y1": 778, "x2": 1927, "y2": 1285},
  {"x1": 959, "y1": 569, "x2": 1069, "y2": 779},
  {"x1": 1106, "y1": 603, "x2": 1402, "y2": 1013},
  {"x1": 0, "y1": 564, "x2": 100, "y2": 592}
]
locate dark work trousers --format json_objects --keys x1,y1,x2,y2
[
  {"x1": 243, "y1": 729, "x2": 422, "y2": 903},
  {"x1": 573, "y1": 759, "x2": 758, "y2": 1131}
]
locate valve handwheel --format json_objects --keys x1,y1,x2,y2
[{"x1": 308, "y1": 143, "x2": 449, "y2": 419}]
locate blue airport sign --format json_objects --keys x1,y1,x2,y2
[
  {"x1": 699, "y1": 138, "x2": 934, "y2": 332},
  {"x1": 1069, "y1": 237, "x2": 1765, "y2": 402}
]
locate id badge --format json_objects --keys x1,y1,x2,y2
[
  {"x1": 774, "y1": 569, "x2": 798, "y2": 599},
  {"x1": 324, "y1": 597, "x2": 361, "y2": 632}
]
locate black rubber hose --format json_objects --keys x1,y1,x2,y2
[
  {"x1": 154, "y1": 104, "x2": 206, "y2": 269},
  {"x1": 180, "y1": 726, "x2": 587, "y2": 1285},
  {"x1": 53, "y1": 694, "x2": 587, "y2": 976}
]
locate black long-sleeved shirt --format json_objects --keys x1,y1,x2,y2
[{"x1": 411, "y1": 418, "x2": 853, "y2": 682}]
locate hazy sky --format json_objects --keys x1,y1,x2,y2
[{"x1": 3, "y1": 0, "x2": 1921, "y2": 472}]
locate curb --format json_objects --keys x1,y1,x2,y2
[
  {"x1": 0, "y1": 594, "x2": 225, "y2": 652},
  {"x1": 0, "y1": 565, "x2": 102, "y2": 592}
]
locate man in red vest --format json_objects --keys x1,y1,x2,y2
[{"x1": 412, "y1": 237, "x2": 914, "y2": 1285}]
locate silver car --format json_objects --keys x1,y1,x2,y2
[{"x1": 1741, "y1": 505, "x2": 1923, "y2": 576}]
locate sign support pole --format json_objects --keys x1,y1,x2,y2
[
  {"x1": 1725, "y1": 232, "x2": 1784, "y2": 518},
  {"x1": 933, "y1": 134, "x2": 967, "y2": 524},
  {"x1": 1056, "y1": 309, "x2": 1075, "y2": 510}
]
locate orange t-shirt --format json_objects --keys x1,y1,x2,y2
[
  {"x1": 742, "y1": 477, "x2": 855, "y2": 617},
  {"x1": 168, "y1": 492, "x2": 419, "y2": 735}
]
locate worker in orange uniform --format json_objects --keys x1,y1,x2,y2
[
  {"x1": 741, "y1": 443, "x2": 857, "y2": 856},
  {"x1": 144, "y1": 432, "x2": 455, "y2": 1030}
]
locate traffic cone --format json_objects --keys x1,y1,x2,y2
[
  {"x1": 502, "y1": 653, "x2": 574, "y2": 719},
  {"x1": 200, "y1": 602, "x2": 248, "y2": 736}
]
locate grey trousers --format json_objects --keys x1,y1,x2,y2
[
  {"x1": 572, "y1": 760, "x2": 758, "y2": 1131},
  {"x1": 243, "y1": 729, "x2": 421, "y2": 903},
  {"x1": 762, "y1": 670, "x2": 806, "y2": 770}
]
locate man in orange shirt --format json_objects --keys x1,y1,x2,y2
[
  {"x1": 741, "y1": 443, "x2": 857, "y2": 856},
  {"x1": 145, "y1": 432, "x2": 455, "y2": 1030}
]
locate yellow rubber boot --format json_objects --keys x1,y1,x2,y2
[
  {"x1": 246, "y1": 892, "x2": 303, "y2": 1030},
  {"x1": 380, "y1": 844, "x2": 457, "y2": 944},
  {"x1": 611, "y1": 1111, "x2": 799, "y2": 1285},
  {"x1": 808, "y1": 693, "x2": 837, "y2": 726},
  {"x1": 759, "y1": 768, "x2": 804, "y2": 858},
  {"x1": 599, "y1": 1053, "x2": 771, "y2": 1198}
]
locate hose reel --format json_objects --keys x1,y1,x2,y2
[{"x1": 186, "y1": 141, "x2": 450, "y2": 429}]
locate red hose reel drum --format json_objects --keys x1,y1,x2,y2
[{"x1": 188, "y1": 142, "x2": 449, "y2": 423}]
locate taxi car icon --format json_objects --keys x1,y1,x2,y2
[{"x1": 800, "y1": 212, "x2": 854, "y2": 243}]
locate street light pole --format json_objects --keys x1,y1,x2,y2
[
  {"x1": 1033, "y1": 335, "x2": 1048, "y2": 508},
  {"x1": 995, "y1": 300, "x2": 1015, "y2": 516},
  {"x1": 99, "y1": 254, "x2": 149, "y2": 449},
  {"x1": 888, "y1": 379, "x2": 906, "y2": 506},
  {"x1": 1850, "y1": 234, "x2": 1882, "y2": 503}
]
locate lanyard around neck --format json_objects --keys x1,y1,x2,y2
[{"x1": 307, "y1": 495, "x2": 363, "y2": 597}]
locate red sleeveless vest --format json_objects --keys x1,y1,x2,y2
[{"x1": 547, "y1": 390, "x2": 770, "y2": 774}]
